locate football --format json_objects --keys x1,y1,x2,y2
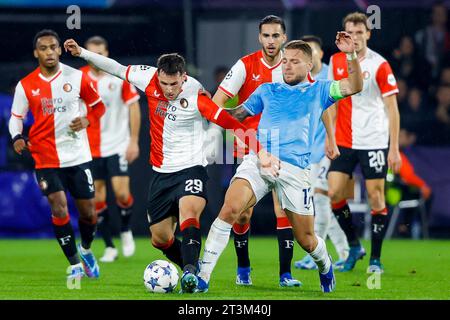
[{"x1": 143, "y1": 260, "x2": 179, "y2": 293}]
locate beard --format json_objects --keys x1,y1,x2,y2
[
  {"x1": 262, "y1": 46, "x2": 280, "y2": 58},
  {"x1": 283, "y1": 74, "x2": 305, "y2": 86}
]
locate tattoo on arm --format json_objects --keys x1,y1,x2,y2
[{"x1": 226, "y1": 106, "x2": 250, "y2": 122}]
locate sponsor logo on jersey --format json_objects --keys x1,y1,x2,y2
[
  {"x1": 63, "y1": 83, "x2": 72, "y2": 92},
  {"x1": 153, "y1": 90, "x2": 161, "y2": 98},
  {"x1": 155, "y1": 101, "x2": 177, "y2": 121},
  {"x1": 41, "y1": 97, "x2": 67, "y2": 115},
  {"x1": 337, "y1": 68, "x2": 345, "y2": 76},
  {"x1": 31, "y1": 88, "x2": 40, "y2": 97},
  {"x1": 363, "y1": 71, "x2": 370, "y2": 80},
  {"x1": 252, "y1": 74, "x2": 261, "y2": 81},
  {"x1": 387, "y1": 74, "x2": 396, "y2": 86},
  {"x1": 180, "y1": 98, "x2": 188, "y2": 108}
]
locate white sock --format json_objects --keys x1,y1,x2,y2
[
  {"x1": 328, "y1": 214, "x2": 350, "y2": 261},
  {"x1": 313, "y1": 193, "x2": 331, "y2": 239},
  {"x1": 198, "y1": 218, "x2": 232, "y2": 282},
  {"x1": 309, "y1": 236, "x2": 331, "y2": 274}
]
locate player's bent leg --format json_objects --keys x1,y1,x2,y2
[
  {"x1": 48, "y1": 191, "x2": 83, "y2": 278},
  {"x1": 150, "y1": 216, "x2": 183, "y2": 269},
  {"x1": 198, "y1": 178, "x2": 257, "y2": 292},
  {"x1": 233, "y1": 208, "x2": 252, "y2": 286},
  {"x1": 285, "y1": 210, "x2": 334, "y2": 293},
  {"x1": 272, "y1": 191, "x2": 299, "y2": 286},
  {"x1": 75, "y1": 198, "x2": 100, "y2": 278},
  {"x1": 112, "y1": 176, "x2": 135, "y2": 258},
  {"x1": 366, "y1": 179, "x2": 388, "y2": 273},
  {"x1": 178, "y1": 195, "x2": 206, "y2": 293}
]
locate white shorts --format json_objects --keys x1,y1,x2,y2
[
  {"x1": 231, "y1": 154, "x2": 314, "y2": 215},
  {"x1": 310, "y1": 156, "x2": 330, "y2": 192}
]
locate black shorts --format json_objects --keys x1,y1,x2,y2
[
  {"x1": 328, "y1": 146, "x2": 388, "y2": 180},
  {"x1": 146, "y1": 165, "x2": 209, "y2": 226},
  {"x1": 92, "y1": 154, "x2": 129, "y2": 180},
  {"x1": 35, "y1": 162, "x2": 95, "y2": 199}
]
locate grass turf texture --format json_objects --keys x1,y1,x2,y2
[{"x1": 0, "y1": 238, "x2": 449, "y2": 300}]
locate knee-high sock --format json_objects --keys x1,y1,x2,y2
[
  {"x1": 198, "y1": 218, "x2": 232, "y2": 282},
  {"x1": 233, "y1": 223, "x2": 250, "y2": 268},
  {"x1": 371, "y1": 208, "x2": 388, "y2": 260},
  {"x1": 117, "y1": 195, "x2": 134, "y2": 232},
  {"x1": 276, "y1": 217, "x2": 294, "y2": 276},
  {"x1": 332, "y1": 199, "x2": 360, "y2": 247},
  {"x1": 52, "y1": 214, "x2": 79, "y2": 265},
  {"x1": 153, "y1": 237, "x2": 183, "y2": 269},
  {"x1": 180, "y1": 218, "x2": 201, "y2": 274},
  {"x1": 313, "y1": 193, "x2": 331, "y2": 239},
  {"x1": 309, "y1": 236, "x2": 331, "y2": 274},
  {"x1": 327, "y1": 214, "x2": 350, "y2": 260},
  {"x1": 96, "y1": 202, "x2": 115, "y2": 248}
]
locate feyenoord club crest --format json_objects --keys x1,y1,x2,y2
[
  {"x1": 39, "y1": 178, "x2": 48, "y2": 191},
  {"x1": 180, "y1": 98, "x2": 188, "y2": 108},
  {"x1": 63, "y1": 83, "x2": 72, "y2": 92}
]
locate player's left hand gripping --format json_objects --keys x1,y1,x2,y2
[
  {"x1": 69, "y1": 117, "x2": 89, "y2": 132},
  {"x1": 335, "y1": 31, "x2": 355, "y2": 53},
  {"x1": 388, "y1": 148, "x2": 402, "y2": 174},
  {"x1": 64, "y1": 39, "x2": 82, "y2": 57},
  {"x1": 258, "y1": 149, "x2": 280, "y2": 178}
]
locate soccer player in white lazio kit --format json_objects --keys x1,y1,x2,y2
[
  {"x1": 9, "y1": 30, "x2": 106, "y2": 280},
  {"x1": 212, "y1": 15, "x2": 302, "y2": 287},
  {"x1": 64, "y1": 38, "x2": 275, "y2": 293},
  {"x1": 327, "y1": 13, "x2": 401, "y2": 273},
  {"x1": 294, "y1": 35, "x2": 350, "y2": 270},
  {"x1": 198, "y1": 34, "x2": 364, "y2": 293},
  {"x1": 81, "y1": 36, "x2": 141, "y2": 262}
]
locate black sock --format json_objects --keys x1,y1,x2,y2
[
  {"x1": 78, "y1": 217, "x2": 97, "y2": 250},
  {"x1": 52, "y1": 216, "x2": 79, "y2": 265},
  {"x1": 371, "y1": 211, "x2": 388, "y2": 260},
  {"x1": 332, "y1": 201, "x2": 360, "y2": 247},
  {"x1": 233, "y1": 223, "x2": 250, "y2": 268},
  {"x1": 181, "y1": 225, "x2": 201, "y2": 274},
  {"x1": 277, "y1": 228, "x2": 294, "y2": 276},
  {"x1": 97, "y1": 206, "x2": 115, "y2": 248},
  {"x1": 118, "y1": 206, "x2": 133, "y2": 232},
  {"x1": 158, "y1": 238, "x2": 183, "y2": 269}
]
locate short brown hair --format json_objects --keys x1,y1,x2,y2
[
  {"x1": 157, "y1": 53, "x2": 186, "y2": 75},
  {"x1": 284, "y1": 40, "x2": 312, "y2": 60},
  {"x1": 343, "y1": 12, "x2": 369, "y2": 30},
  {"x1": 85, "y1": 35, "x2": 108, "y2": 50}
]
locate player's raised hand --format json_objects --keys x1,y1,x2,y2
[
  {"x1": 258, "y1": 149, "x2": 280, "y2": 178},
  {"x1": 69, "y1": 117, "x2": 89, "y2": 132},
  {"x1": 64, "y1": 39, "x2": 82, "y2": 57},
  {"x1": 126, "y1": 140, "x2": 140, "y2": 164},
  {"x1": 388, "y1": 148, "x2": 402, "y2": 174},
  {"x1": 13, "y1": 137, "x2": 31, "y2": 155},
  {"x1": 335, "y1": 31, "x2": 355, "y2": 53}
]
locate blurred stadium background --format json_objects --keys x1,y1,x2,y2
[{"x1": 0, "y1": 0, "x2": 449, "y2": 242}]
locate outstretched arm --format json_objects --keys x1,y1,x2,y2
[
  {"x1": 333, "y1": 32, "x2": 363, "y2": 98},
  {"x1": 64, "y1": 39, "x2": 127, "y2": 80},
  {"x1": 226, "y1": 105, "x2": 251, "y2": 122}
]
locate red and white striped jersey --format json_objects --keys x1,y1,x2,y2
[
  {"x1": 218, "y1": 50, "x2": 283, "y2": 158},
  {"x1": 80, "y1": 66, "x2": 140, "y2": 158},
  {"x1": 329, "y1": 48, "x2": 399, "y2": 150},
  {"x1": 124, "y1": 65, "x2": 219, "y2": 173},
  {"x1": 11, "y1": 63, "x2": 102, "y2": 169}
]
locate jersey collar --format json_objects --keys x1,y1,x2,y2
[{"x1": 38, "y1": 63, "x2": 62, "y2": 83}]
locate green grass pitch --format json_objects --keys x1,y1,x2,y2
[{"x1": 0, "y1": 237, "x2": 449, "y2": 300}]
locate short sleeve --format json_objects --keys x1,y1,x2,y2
[
  {"x1": 80, "y1": 72, "x2": 102, "y2": 107},
  {"x1": 241, "y1": 84, "x2": 265, "y2": 116},
  {"x1": 11, "y1": 82, "x2": 29, "y2": 119},
  {"x1": 376, "y1": 61, "x2": 399, "y2": 97},
  {"x1": 319, "y1": 80, "x2": 337, "y2": 110},
  {"x1": 125, "y1": 65, "x2": 157, "y2": 92},
  {"x1": 121, "y1": 81, "x2": 140, "y2": 105},
  {"x1": 218, "y1": 60, "x2": 246, "y2": 98}
]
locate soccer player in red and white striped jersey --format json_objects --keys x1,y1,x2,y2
[
  {"x1": 8, "y1": 30, "x2": 106, "y2": 279},
  {"x1": 211, "y1": 15, "x2": 301, "y2": 287},
  {"x1": 81, "y1": 36, "x2": 142, "y2": 263},
  {"x1": 327, "y1": 13, "x2": 402, "y2": 273},
  {"x1": 64, "y1": 38, "x2": 279, "y2": 293}
]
